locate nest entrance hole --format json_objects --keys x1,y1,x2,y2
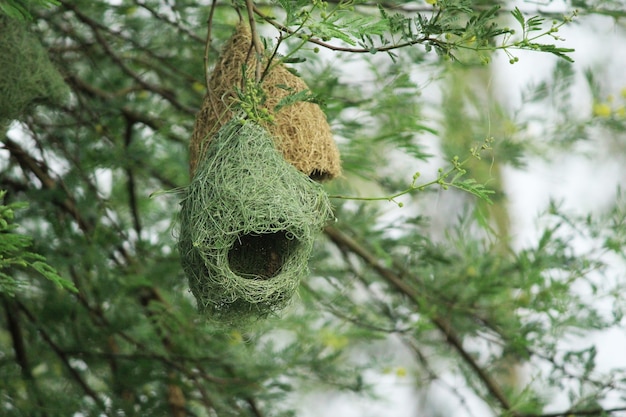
[
  {"x1": 309, "y1": 169, "x2": 332, "y2": 182},
  {"x1": 228, "y1": 230, "x2": 299, "y2": 280}
]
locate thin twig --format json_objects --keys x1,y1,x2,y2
[
  {"x1": 261, "y1": 32, "x2": 283, "y2": 82},
  {"x1": 402, "y1": 337, "x2": 479, "y2": 417},
  {"x1": 138, "y1": 287, "x2": 188, "y2": 417},
  {"x1": 204, "y1": 0, "x2": 218, "y2": 89},
  {"x1": 66, "y1": 74, "x2": 189, "y2": 145},
  {"x1": 245, "y1": 0, "x2": 264, "y2": 82},
  {"x1": 301, "y1": 282, "x2": 412, "y2": 334},
  {"x1": 93, "y1": 27, "x2": 196, "y2": 114},
  {"x1": 246, "y1": 397, "x2": 264, "y2": 417}
]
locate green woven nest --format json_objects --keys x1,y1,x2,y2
[
  {"x1": 0, "y1": 16, "x2": 67, "y2": 123},
  {"x1": 178, "y1": 116, "x2": 332, "y2": 323}
]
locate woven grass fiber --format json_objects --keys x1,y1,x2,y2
[
  {"x1": 0, "y1": 16, "x2": 67, "y2": 124},
  {"x1": 189, "y1": 24, "x2": 341, "y2": 181},
  {"x1": 179, "y1": 115, "x2": 333, "y2": 323}
]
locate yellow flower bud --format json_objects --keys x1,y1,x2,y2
[{"x1": 592, "y1": 102, "x2": 612, "y2": 118}]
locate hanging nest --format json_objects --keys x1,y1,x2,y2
[
  {"x1": 179, "y1": 116, "x2": 333, "y2": 324},
  {"x1": 0, "y1": 15, "x2": 67, "y2": 124},
  {"x1": 189, "y1": 24, "x2": 341, "y2": 182}
]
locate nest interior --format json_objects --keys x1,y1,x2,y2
[{"x1": 228, "y1": 231, "x2": 299, "y2": 280}]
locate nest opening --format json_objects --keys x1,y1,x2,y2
[
  {"x1": 309, "y1": 169, "x2": 331, "y2": 182},
  {"x1": 228, "y1": 230, "x2": 299, "y2": 280},
  {"x1": 179, "y1": 117, "x2": 334, "y2": 323}
]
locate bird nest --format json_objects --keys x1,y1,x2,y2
[
  {"x1": 179, "y1": 116, "x2": 333, "y2": 324},
  {"x1": 189, "y1": 24, "x2": 341, "y2": 181}
]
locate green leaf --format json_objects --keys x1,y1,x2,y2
[
  {"x1": 0, "y1": 191, "x2": 77, "y2": 294},
  {"x1": 273, "y1": 88, "x2": 318, "y2": 112},
  {"x1": 31, "y1": 261, "x2": 78, "y2": 293},
  {"x1": 452, "y1": 178, "x2": 495, "y2": 204},
  {"x1": 0, "y1": 0, "x2": 60, "y2": 20},
  {"x1": 281, "y1": 56, "x2": 307, "y2": 64},
  {"x1": 0, "y1": 0, "x2": 31, "y2": 20}
]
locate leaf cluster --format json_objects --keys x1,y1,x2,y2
[
  {"x1": 264, "y1": 0, "x2": 575, "y2": 64},
  {"x1": 0, "y1": 190, "x2": 76, "y2": 295},
  {"x1": 0, "y1": 0, "x2": 59, "y2": 20}
]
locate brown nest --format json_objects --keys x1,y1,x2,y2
[{"x1": 189, "y1": 24, "x2": 341, "y2": 181}]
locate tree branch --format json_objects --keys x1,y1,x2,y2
[
  {"x1": 2, "y1": 137, "x2": 137, "y2": 267},
  {"x1": 3, "y1": 137, "x2": 92, "y2": 233},
  {"x1": 123, "y1": 119, "x2": 142, "y2": 237},
  {"x1": 58, "y1": 0, "x2": 197, "y2": 115},
  {"x1": 246, "y1": 397, "x2": 264, "y2": 417},
  {"x1": 132, "y1": 0, "x2": 204, "y2": 43},
  {"x1": 3, "y1": 297, "x2": 50, "y2": 416},
  {"x1": 65, "y1": 74, "x2": 188, "y2": 145},
  {"x1": 15, "y1": 299, "x2": 110, "y2": 414},
  {"x1": 402, "y1": 337, "x2": 479, "y2": 417},
  {"x1": 3, "y1": 298, "x2": 32, "y2": 380},
  {"x1": 324, "y1": 225, "x2": 514, "y2": 413},
  {"x1": 138, "y1": 287, "x2": 187, "y2": 417},
  {"x1": 47, "y1": 2, "x2": 201, "y2": 87},
  {"x1": 253, "y1": 4, "x2": 444, "y2": 54}
]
